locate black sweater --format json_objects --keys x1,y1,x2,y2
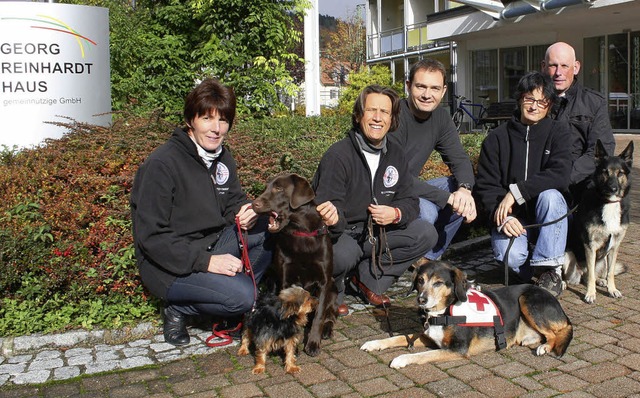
[{"x1": 390, "y1": 100, "x2": 475, "y2": 207}]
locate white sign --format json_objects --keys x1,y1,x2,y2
[{"x1": 0, "y1": 2, "x2": 110, "y2": 148}]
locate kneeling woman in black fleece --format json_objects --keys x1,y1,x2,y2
[
  {"x1": 131, "y1": 79, "x2": 272, "y2": 345},
  {"x1": 475, "y1": 71, "x2": 576, "y2": 296}
]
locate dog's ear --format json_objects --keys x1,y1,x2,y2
[
  {"x1": 406, "y1": 258, "x2": 428, "y2": 296},
  {"x1": 279, "y1": 300, "x2": 299, "y2": 320},
  {"x1": 289, "y1": 174, "x2": 315, "y2": 209},
  {"x1": 278, "y1": 289, "x2": 304, "y2": 319},
  {"x1": 594, "y1": 139, "x2": 609, "y2": 163},
  {"x1": 452, "y1": 267, "x2": 468, "y2": 302},
  {"x1": 619, "y1": 141, "x2": 634, "y2": 169}
]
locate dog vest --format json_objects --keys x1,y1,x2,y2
[{"x1": 428, "y1": 289, "x2": 507, "y2": 350}]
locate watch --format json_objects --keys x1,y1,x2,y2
[{"x1": 458, "y1": 183, "x2": 472, "y2": 191}]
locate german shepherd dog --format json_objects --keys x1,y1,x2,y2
[
  {"x1": 361, "y1": 260, "x2": 572, "y2": 368},
  {"x1": 252, "y1": 173, "x2": 337, "y2": 357},
  {"x1": 563, "y1": 140, "x2": 633, "y2": 303},
  {"x1": 238, "y1": 286, "x2": 318, "y2": 374}
]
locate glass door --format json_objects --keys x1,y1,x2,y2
[{"x1": 608, "y1": 33, "x2": 629, "y2": 129}]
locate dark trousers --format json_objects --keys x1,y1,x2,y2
[
  {"x1": 166, "y1": 220, "x2": 271, "y2": 318},
  {"x1": 332, "y1": 218, "x2": 437, "y2": 301}
]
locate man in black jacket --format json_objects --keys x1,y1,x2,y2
[{"x1": 542, "y1": 41, "x2": 616, "y2": 201}]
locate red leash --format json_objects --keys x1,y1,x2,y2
[{"x1": 205, "y1": 215, "x2": 258, "y2": 348}]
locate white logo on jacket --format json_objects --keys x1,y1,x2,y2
[
  {"x1": 215, "y1": 162, "x2": 230, "y2": 185},
  {"x1": 383, "y1": 166, "x2": 399, "y2": 188}
]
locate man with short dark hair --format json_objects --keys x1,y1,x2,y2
[
  {"x1": 390, "y1": 59, "x2": 476, "y2": 262},
  {"x1": 542, "y1": 41, "x2": 615, "y2": 199}
]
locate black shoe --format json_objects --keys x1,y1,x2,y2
[
  {"x1": 535, "y1": 270, "x2": 562, "y2": 297},
  {"x1": 163, "y1": 307, "x2": 190, "y2": 346}
]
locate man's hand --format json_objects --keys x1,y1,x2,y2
[
  {"x1": 317, "y1": 201, "x2": 338, "y2": 226},
  {"x1": 447, "y1": 187, "x2": 477, "y2": 223}
]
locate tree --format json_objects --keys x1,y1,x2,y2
[
  {"x1": 62, "y1": 0, "x2": 309, "y2": 118},
  {"x1": 190, "y1": 0, "x2": 308, "y2": 115},
  {"x1": 322, "y1": 9, "x2": 366, "y2": 74},
  {"x1": 337, "y1": 65, "x2": 402, "y2": 114}
]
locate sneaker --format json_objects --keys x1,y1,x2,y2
[{"x1": 535, "y1": 270, "x2": 562, "y2": 297}]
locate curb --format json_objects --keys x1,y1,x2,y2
[{"x1": 0, "y1": 236, "x2": 491, "y2": 359}]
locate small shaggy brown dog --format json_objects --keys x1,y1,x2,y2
[{"x1": 237, "y1": 286, "x2": 318, "y2": 374}]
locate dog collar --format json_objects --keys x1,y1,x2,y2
[{"x1": 291, "y1": 224, "x2": 329, "y2": 237}]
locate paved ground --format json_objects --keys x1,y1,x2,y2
[{"x1": 1, "y1": 136, "x2": 639, "y2": 398}]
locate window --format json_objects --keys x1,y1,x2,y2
[
  {"x1": 501, "y1": 47, "x2": 526, "y2": 100},
  {"x1": 472, "y1": 49, "x2": 498, "y2": 108}
]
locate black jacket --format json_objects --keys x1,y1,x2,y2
[
  {"x1": 130, "y1": 127, "x2": 248, "y2": 300},
  {"x1": 390, "y1": 100, "x2": 475, "y2": 207},
  {"x1": 475, "y1": 116, "x2": 572, "y2": 221},
  {"x1": 551, "y1": 81, "x2": 615, "y2": 185},
  {"x1": 312, "y1": 129, "x2": 418, "y2": 237}
]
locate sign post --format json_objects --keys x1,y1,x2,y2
[{"x1": 0, "y1": 2, "x2": 110, "y2": 148}]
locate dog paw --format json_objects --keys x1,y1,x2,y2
[
  {"x1": 535, "y1": 344, "x2": 550, "y2": 356},
  {"x1": 609, "y1": 288, "x2": 623, "y2": 299},
  {"x1": 360, "y1": 340, "x2": 383, "y2": 352},
  {"x1": 561, "y1": 281, "x2": 567, "y2": 290},
  {"x1": 305, "y1": 341, "x2": 321, "y2": 357},
  {"x1": 251, "y1": 365, "x2": 266, "y2": 375},
  {"x1": 322, "y1": 322, "x2": 334, "y2": 340},
  {"x1": 237, "y1": 347, "x2": 249, "y2": 356},
  {"x1": 285, "y1": 364, "x2": 301, "y2": 374},
  {"x1": 390, "y1": 355, "x2": 410, "y2": 369},
  {"x1": 583, "y1": 292, "x2": 596, "y2": 304},
  {"x1": 596, "y1": 278, "x2": 607, "y2": 287}
]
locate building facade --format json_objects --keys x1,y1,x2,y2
[{"x1": 365, "y1": 0, "x2": 640, "y2": 132}]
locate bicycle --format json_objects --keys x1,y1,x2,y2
[{"x1": 452, "y1": 94, "x2": 489, "y2": 132}]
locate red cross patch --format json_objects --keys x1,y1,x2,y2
[{"x1": 467, "y1": 291, "x2": 490, "y2": 311}]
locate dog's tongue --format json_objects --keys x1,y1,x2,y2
[{"x1": 268, "y1": 211, "x2": 280, "y2": 232}]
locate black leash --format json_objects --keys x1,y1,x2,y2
[
  {"x1": 503, "y1": 204, "x2": 578, "y2": 286},
  {"x1": 367, "y1": 216, "x2": 394, "y2": 337}
]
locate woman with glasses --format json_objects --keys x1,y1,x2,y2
[{"x1": 474, "y1": 71, "x2": 578, "y2": 296}]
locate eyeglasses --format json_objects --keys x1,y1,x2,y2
[{"x1": 522, "y1": 97, "x2": 550, "y2": 109}]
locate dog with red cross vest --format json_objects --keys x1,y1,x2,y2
[{"x1": 361, "y1": 260, "x2": 573, "y2": 368}]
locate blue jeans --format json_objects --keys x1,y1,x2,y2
[
  {"x1": 491, "y1": 189, "x2": 567, "y2": 279},
  {"x1": 166, "y1": 220, "x2": 272, "y2": 318},
  {"x1": 419, "y1": 176, "x2": 464, "y2": 260}
]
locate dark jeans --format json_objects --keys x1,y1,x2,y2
[
  {"x1": 332, "y1": 218, "x2": 437, "y2": 301},
  {"x1": 166, "y1": 220, "x2": 271, "y2": 318}
]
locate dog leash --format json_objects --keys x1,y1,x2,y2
[
  {"x1": 503, "y1": 204, "x2": 578, "y2": 286},
  {"x1": 367, "y1": 216, "x2": 394, "y2": 337},
  {"x1": 205, "y1": 215, "x2": 258, "y2": 348}
]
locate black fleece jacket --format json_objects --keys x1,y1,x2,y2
[
  {"x1": 130, "y1": 127, "x2": 248, "y2": 300},
  {"x1": 312, "y1": 129, "x2": 418, "y2": 236},
  {"x1": 474, "y1": 115, "x2": 573, "y2": 221}
]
